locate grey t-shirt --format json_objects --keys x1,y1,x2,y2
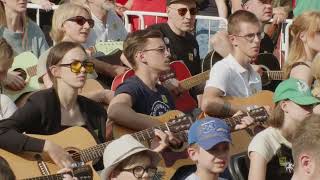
[{"x1": 0, "y1": 19, "x2": 48, "y2": 58}]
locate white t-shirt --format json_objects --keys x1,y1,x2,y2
[
  {"x1": 248, "y1": 127, "x2": 292, "y2": 162},
  {"x1": 0, "y1": 94, "x2": 17, "y2": 120},
  {"x1": 205, "y1": 54, "x2": 262, "y2": 97},
  {"x1": 84, "y1": 10, "x2": 128, "y2": 48},
  {"x1": 185, "y1": 173, "x2": 228, "y2": 180}
]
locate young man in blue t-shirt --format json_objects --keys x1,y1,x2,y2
[{"x1": 108, "y1": 29, "x2": 177, "y2": 132}]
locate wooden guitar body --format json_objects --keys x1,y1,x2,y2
[{"x1": 0, "y1": 127, "x2": 99, "y2": 180}]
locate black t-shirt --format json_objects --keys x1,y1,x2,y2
[
  {"x1": 266, "y1": 144, "x2": 294, "y2": 180},
  {"x1": 260, "y1": 34, "x2": 275, "y2": 54},
  {"x1": 115, "y1": 76, "x2": 175, "y2": 116},
  {"x1": 148, "y1": 23, "x2": 201, "y2": 76}
]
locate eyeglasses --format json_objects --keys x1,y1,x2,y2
[
  {"x1": 65, "y1": 16, "x2": 94, "y2": 28},
  {"x1": 58, "y1": 61, "x2": 95, "y2": 73},
  {"x1": 169, "y1": 7, "x2": 198, "y2": 16},
  {"x1": 122, "y1": 166, "x2": 157, "y2": 178},
  {"x1": 143, "y1": 46, "x2": 169, "y2": 54},
  {"x1": 234, "y1": 32, "x2": 265, "y2": 42}
]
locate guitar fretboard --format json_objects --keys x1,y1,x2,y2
[
  {"x1": 180, "y1": 70, "x2": 210, "y2": 90},
  {"x1": 26, "y1": 65, "x2": 37, "y2": 77},
  {"x1": 75, "y1": 116, "x2": 193, "y2": 163},
  {"x1": 23, "y1": 174, "x2": 65, "y2": 180}
]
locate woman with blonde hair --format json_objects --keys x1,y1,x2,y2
[
  {"x1": 283, "y1": 11, "x2": 320, "y2": 86},
  {"x1": 37, "y1": 2, "x2": 114, "y2": 104}
]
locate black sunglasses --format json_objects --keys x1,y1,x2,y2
[
  {"x1": 65, "y1": 16, "x2": 94, "y2": 28},
  {"x1": 169, "y1": 7, "x2": 198, "y2": 16}
]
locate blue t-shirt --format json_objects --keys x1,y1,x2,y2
[{"x1": 115, "y1": 76, "x2": 175, "y2": 116}]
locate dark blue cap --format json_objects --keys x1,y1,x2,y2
[{"x1": 188, "y1": 117, "x2": 231, "y2": 150}]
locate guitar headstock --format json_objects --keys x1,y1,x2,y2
[
  {"x1": 248, "y1": 107, "x2": 269, "y2": 123},
  {"x1": 72, "y1": 164, "x2": 93, "y2": 180},
  {"x1": 167, "y1": 115, "x2": 194, "y2": 133}
]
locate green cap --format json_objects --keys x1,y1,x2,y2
[{"x1": 273, "y1": 78, "x2": 320, "y2": 105}]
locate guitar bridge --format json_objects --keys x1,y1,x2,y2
[{"x1": 34, "y1": 154, "x2": 51, "y2": 176}]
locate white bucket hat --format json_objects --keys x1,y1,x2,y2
[{"x1": 100, "y1": 134, "x2": 161, "y2": 180}]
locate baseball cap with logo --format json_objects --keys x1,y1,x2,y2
[
  {"x1": 100, "y1": 134, "x2": 161, "y2": 180},
  {"x1": 188, "y1": 117, "x2": 231, "y2": 150},
  {"x1": 273, "y1": 78, "x2": 320, "y2": 105}
]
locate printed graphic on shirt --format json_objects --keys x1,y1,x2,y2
[{"x1": 150, "y1": 100, "x2": 171, "y2": 116}]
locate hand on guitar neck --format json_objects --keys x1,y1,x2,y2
[
  {"x1": 162, "y1": 78, "x2": 186, "y2": 97},
  {"x1": 150, "y1": 129, "x2": 183, "y2": 153}
]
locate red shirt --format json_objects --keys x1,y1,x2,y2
[
  {"x1": 130, "y1": 0, "x2": 167, "y2": 31},
  {"x1": 116, "y1": 0, "x2": 128, "y2": 5}
]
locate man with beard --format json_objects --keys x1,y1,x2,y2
[{"x1": 84, "y1": 0, "x2": 128, "y2": 48}]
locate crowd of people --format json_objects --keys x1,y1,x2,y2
[{"x1": 0, "y1": 0, "x2": 320, "y2": 180}]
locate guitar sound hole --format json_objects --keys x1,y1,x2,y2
[
  {"x1": 67, "y1": 149, "x2": 81, "y2": 162},
  {"x1": 13, "y1": 68, "x2": 27, "y2": 80}
]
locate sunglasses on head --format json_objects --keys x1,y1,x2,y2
[
  {"x1": 169, "y1": 7, "x2": 198, "y2": 16},
  {"x1": 65, "y1": 16, "x2": 94, "y2": 28},
  {"x1": 59, "y1": 60, "x2": 95, "y2": 73}
]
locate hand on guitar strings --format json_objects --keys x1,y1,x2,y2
[
  {"x1": 150, "y1": 129, "x2": 183, "y2": 153},
  {"x1": 44, "y1": 140, "x2": 75, "y2": 169},
  {"x1": 3, "y1": 71, "x2": 26, "y2": 91}
]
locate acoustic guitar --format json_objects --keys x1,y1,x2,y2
[
  {"x1": 0, "y1": 127, "x2": 100, "y2": 180},
  {"x1": 111, "y1": 61, "x2": 210, "y2": 112},
  {"x1": 23, "y1": 164, "x2": 93, "y2": 180},
  {"x1": 111, "y1": 107, "x2": 269, "y2": 180},
  {"x1": 0, "y1": 111, "x2": 193, "y2": 180},
  {"x1": 3, "y1": 51, "x2": 40, "y2": 101}
]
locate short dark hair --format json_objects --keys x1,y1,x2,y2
[
  {"x1": 228, "y1": 10, "x2": 260, "y2": 35},
  {"x1": 123, "y1": 29, "x2": 163, "y2": 69}
]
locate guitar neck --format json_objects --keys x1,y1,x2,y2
[
  {"x1": 180, "y1": 70, "x2": 210, "y2": 90},
  {"x1": 263, "y1": 71, "x2": 284, "y2": 80},
  {"x1": 23, "y1": 172, "x2": 71, "y2": 180},
  {"x1": 77, "y1": 119, "x2": 190, "y2": 163},
  {"x1": 224, "y1": 115, "x2": 246, "y2": 131},
  {"x1": 26, "y1": 65, "x2": 38, "y2": 77}
]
